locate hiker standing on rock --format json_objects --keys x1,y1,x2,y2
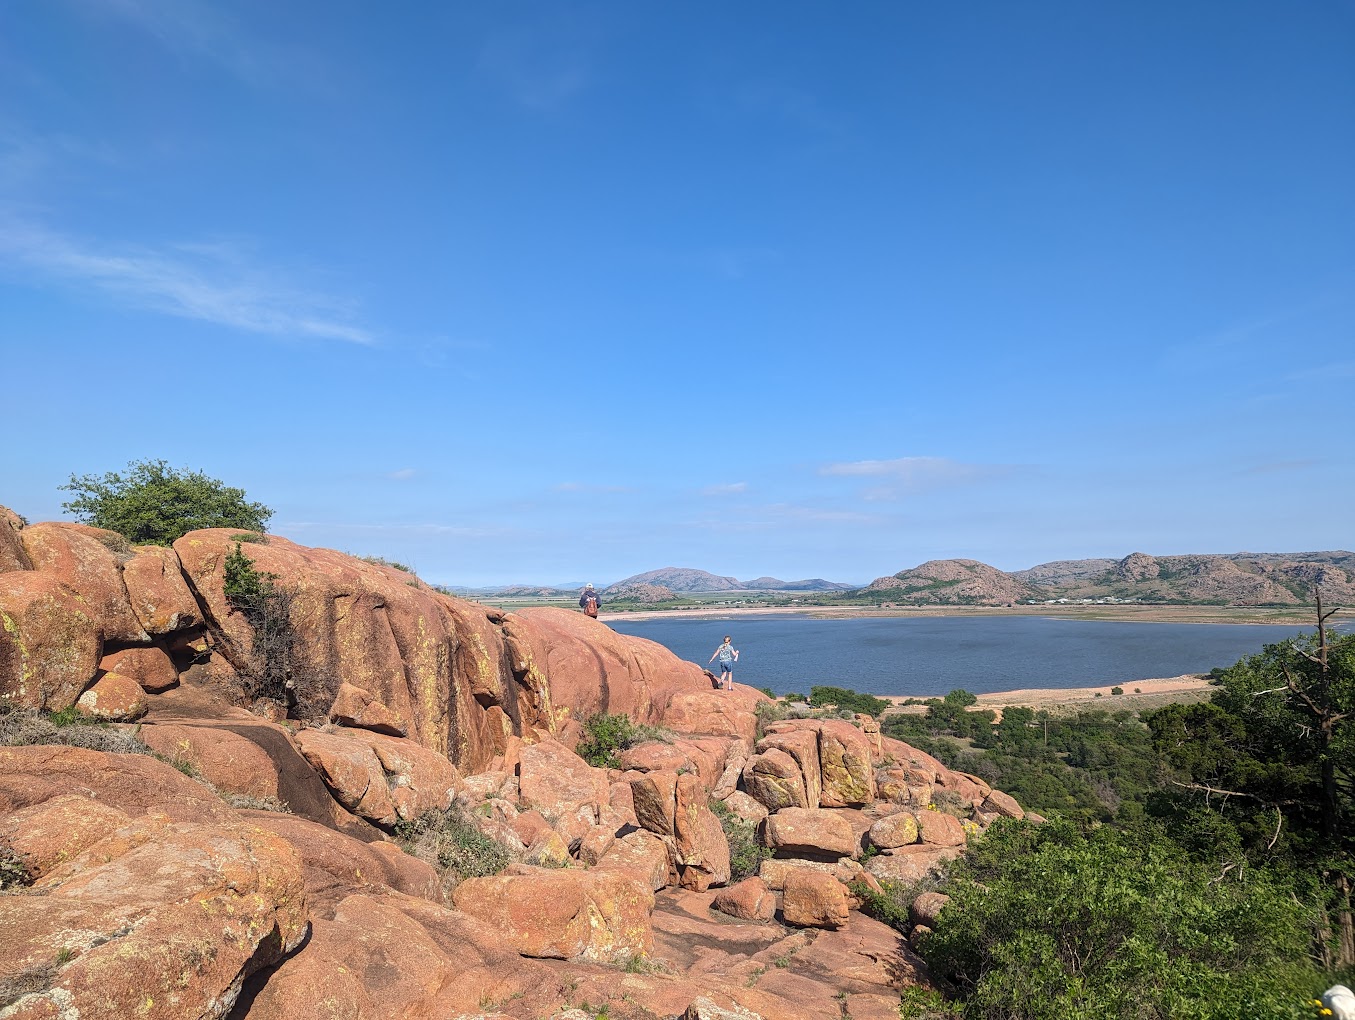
[
  {"x1": 708, "y1": 635, "x2": 739, "y2": 691},
  {"x1": 579, "y1": 583, "x2": 601, "y2": 618}
]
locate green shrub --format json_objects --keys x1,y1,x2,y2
[
  {"x1": 575, "y1": 712, "x2": 670, "y2": 769},
  {"x1": 359, "y1": 555, "x2": 413, "y2": 573},
  {"x1": 710, "y1": 798, "x2": 771, "y2": 881},
  {"x1": 921, "y1": 818, "x2": 1322, "y2": 1020},
  {"x1": 396, "y1": 804, "x2": 509, "y2": 887},
  {"x1": 60, "y1": 458, "x2": 271, "y2": 546},
  {"x1": 930, "y1": 789, "x2": 972, "y2": 819},
  {"x1": 807, "y1": 685, "x2": 890, "y2": 717},
  {"x1": 757, "y1": 686, "x2": 776, "y2": 699},
  {"x1": 1110, "y1": 686, "x2": 1124, "y2": 696},
  {"x1": 783, "y1": 692, "x2": 807, "y2": 703}
]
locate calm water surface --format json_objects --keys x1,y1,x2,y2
[{"x1": 608, "y1": 614, "x2": 1326, "y2": 697}]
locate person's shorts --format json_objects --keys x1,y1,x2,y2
[{"x1": 718, "y1": 661, "x2": 734, "y2": 674}]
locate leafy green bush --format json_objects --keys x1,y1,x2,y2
[
  {"x1": 920, "y1": 818, "x2": 1322, "y2": 1020},
  {"x1": 575, "y1": 712, "x2": 670, "y2": 768},
  {"x1": 807, "y1": 685, "x2": 890, "y2": 717},
  {"x1": 396, "y1": 804, "x2": 509, "y2": 887},
  {"x1": 710, "y1": 798, "x2": 771, "y2": 881},
  {"x1": 61, "y1": 458, "x2": 272, "y2": 546},
  {"x1": 359, "y1": 555, "x2": 413, "y2": 573},
  {"x1": 1110, "y1": 686, "x2": 1124, "y2": 696}
]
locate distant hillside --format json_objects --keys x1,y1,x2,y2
[
  {"x1": 604, "y1": 582, "x2": 675, "y2": 604},
  {"x1": 606, "y1": 567, "x2": 853, "y2": 593},
  {"x1": 607, "y1": 567, "x2": 743, "y2": 593},
  {"x1": 863, "y1": 559, "x2": 1038, "y2": 605},
  {"x1": 863, "y1": 551, "x2": 1355, "y2": 607},
  {"x1": 742, "y1": 576, "x2": 856, "y2": 591}
]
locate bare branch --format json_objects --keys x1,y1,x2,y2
[
  {"x1": 1252, "y1": 686, "x2": 1289, "y2": 697},
  {"x1": 1209, "y1": 862, "x2": 1238, "y2": 886},
  {"x1": 1267, "y1": 808, "x2": 1284, "y2": 851}
]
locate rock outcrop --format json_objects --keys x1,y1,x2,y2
[{"x1": 0, "y1": 508, "x2": 1034, "y2": 1019}]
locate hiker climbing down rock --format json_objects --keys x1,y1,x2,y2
[{"x1": 708, "y1": 634, "x2": 739, "y2": 691}]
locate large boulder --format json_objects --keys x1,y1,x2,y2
[
  {"x1": 0, "y1": 807, "x2": 308, "y2": 1020},
  {"x1": 674, "y1": 772, "x2": 731, "y2": 891},
  {"x1": 761, "y1": 807, "x2": 858, "y2": 859},
  {"x1": 330, "y1": 681, "x2": 410, "y2": 737},
  {"x1": 659, "y1": 688, "x2": 766, "y2": 743},
  {"x1": 865, "y1": 844, "x2": 961, "y2": 884},
  {"x1": 173, "y1": 531, "x2": 510, "y2": 770},
  {"x1": 452, "y1": 867, "x2": 655, "y2": 962},
  {"x1": 517, "y1": 738, "x2": 607, "y2": 821},
  {"x1": 139, "y1": 723, "x2": 285, "y2": 801},
  {"x1": 295, "y1": 728, "x2": 399, "y2": 826},
  {"x1": 757, "y1": 728, "x2": 821, "y2": 809},
  {"x1": 0, "y1": 745, "x2": 235, "y2": 824},
  {"x1": 630, "y1": 768, "x2": 679, "y2": 836},
  {"x1": 19, "y1": 522, "x2": 147, "y2": 642},
  {"x1": 981, "y1": 789, "x2": 1025, "y2": 819},
  {"x1": 121, "y1": 544, "x2": 201, "y2": 635},
  {"x1": 0, "y1": 505, "x2": 31, "y2": 572},
  {"x1": 815, "y1": 720, "x2": 876, "y2": 807},
  {"x1": 99, "y1": 645, "x2": 178, "y2": 693},
  {"x1": 0, "y1": 572, "x2": 101, "y2": 710},
  {"x1": 75, "y1": 671, "x2": 148, "y2": 721},
  {"x1": 742, "y1": 748, "x2": 809, "y2": 812},
  {"x1": 712, "y1": 877, "x2": 777, "y2": 922},
  {"x1": 781, "y1": 868, "x2": 849, "y2": 929},
  {"x1": 916, "y1": 809, "x2": 968, "y2": 847},
  {"x1": 867, "y1": 811, "x2": 919, "y2": 850},
  {"x1": 595, "y1": 829, "x2": 673, "y2": 892},
  {"x1": 241, "y1": 890, "x2": 556, "y2": 1020}
]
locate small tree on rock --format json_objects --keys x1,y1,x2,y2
[{"x1": 61, "y1": 458, "x2": 272, "y2": 546}]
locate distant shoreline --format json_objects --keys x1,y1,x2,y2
[
  {"x1": 602, "y1": 603, "x2": 1346, "y2": 626},
  {"x1": 879, "y1": 673, "x2": 1216, "y2": 717}
]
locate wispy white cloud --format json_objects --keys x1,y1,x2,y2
[
  {"x1": 0, "y1": 218, "x2": 375, "y2": 344},
  {"x1": 821, "y1": 456, "x2": 1015, "y2": 501},
  {"x1": 386, "y1": 468, "x2": 416, "y2": 481},
  {"x1": 702, "y1": 482, "x2": 748, "y2": 496}
]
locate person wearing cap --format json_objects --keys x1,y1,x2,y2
[{"x1": 579, "y1": 584, "x2": 602, "y2": 618}]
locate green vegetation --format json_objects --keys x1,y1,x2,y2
[
  {"x1": 223, "y1": 542, "x2": 296, "y2": 706},
  {"x1": 709, "y1": 798, "x2": 772, "y2": 881},
  {"x1": 876, "y1": 602, "x2": 1355, "y2": 1017},
  {"x1": 61, "y1": 458, "x2": 272, "y2": 546},
  {"x1": 919, "y1": 819, "x2": 1319, "y2": 1020},
  {"x1": 395, "y1": 804, "x2": 509, "y2": 888},
  {"x1": 575, "y1": 712, "x2": 670, "y2": 769},
  {"x1": 359, "y1": 555, "x2": 413, "y2": 573},
  {"x1": 807, "y1": 685, "x2": 890, "y2": 717},
  {"x1": 0, "y1": 705, "x2": 149, "y2": 755}
]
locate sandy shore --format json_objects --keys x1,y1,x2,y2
[
  {"x1": 879, "y1": 673, "x2": 1215, "y2": 718},
  {"x1": 602, "y1": 604, "x2": 1344, "y2": 625}
]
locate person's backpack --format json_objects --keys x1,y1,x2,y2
[{"x1": 584, "y1": 595, "x2": 599, "y2": 618}]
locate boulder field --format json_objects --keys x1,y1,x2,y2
[{"x1": 0, "y1": 511, "x2": 1027, "y2": 1019}]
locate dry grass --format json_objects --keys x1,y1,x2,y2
[{"x1": 0, "y1": 708, "x2": 149, "y2": 755}]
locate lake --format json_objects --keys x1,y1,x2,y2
[{"x1": 607, "y1": 614, "x2": 1325, "y2": 697}]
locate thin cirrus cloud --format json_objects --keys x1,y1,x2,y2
[
  {"x1": 820, "y1": 456, "x2": 1012, "y2": 500},
  {"x1": 0, "y1": 218, "x2": 375, "y2": 345},
  {"x1": 701, "y1": 482, "x2": 748, "y2": 496},
  {"x1": 386, "y1": 468, "x2": 417, "y2": 481}
]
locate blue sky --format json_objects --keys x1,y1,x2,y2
[{"x1": 1, "y1": 2, "x2": 1352, "y2": 586}]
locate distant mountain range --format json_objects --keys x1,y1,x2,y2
[
  {"x1": 440, "y1": 552, "x2": 1355, "y2": 608},
  {"x1": 862, "y1": 551, "x2": 1355, "y2": 607},
  {"x1": 604, "y1": 567, "x2": 856, "y2": 593}
]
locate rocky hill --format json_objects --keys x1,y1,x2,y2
[
  {"x1": 863, "y1": 551, "x2": 1355, "y2": 607},
  {"x1": 0, "y1": 506, "x2": 1020, "y2": 1019},
  {"x1": 608, "y1": 567, "x2": 853, "y2": 593},
  {"x1": 605, "y1": 582, "x2": 676, "y2": 603},
  {"x1": 606, "y1": 567, "x2": 745, "y2": 593},
  {"x1": 864, "y1": 559, "x2": 1040, "y2": 605}
]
